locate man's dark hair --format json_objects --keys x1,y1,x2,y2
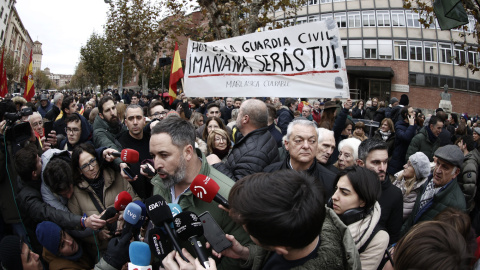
[
  {"x1": 358, "y1": 139, "x2": 388, "y2": 162},
  {"x1": 429, "y1": 115, "x2": 441, "y2": 127},
  {"x1": 132, "y1": 93, "x2": 140, "y2": 99},
  {"x1": 284, "y1": 98, "x2": 297, "y2": 109},
  {"x1": 65, "y1": 113, "x2": 81, "y2": 125},
  {"x1": 461, "y1": 135, "x2": 475, "y2": 152},
  {"x1": 98, "y1": 96, "x2": 114, "y2": 114},
  {"x1": 206, "y1": 103, "x2": 220, "y2": 113},
  {"x1": 44, "y1": 158, "x2": 73, "y2": 194},
  {"x1": 451, "y1": 113, "x2": 459, "y2": 124},
  {"x1": 61, "y1": 96, "x2": 74, "y2": 113},
  {"x1": 148, "y1": 100, "x2": 164, "y2": 116},
  {"x1": 334, "y1": 166, "x2": 381, "y2": 210},
  {"x1": 151, "y1": 117, "x2": 195, "y2": 149},
  {"x1": 229, "y1": 170, "x2": 326, "y2": 249},
  {"x1": 436, "y1": 111, "x2": 447, "y2": 122},
  {"x1": 400, "y1": 106, "x2": 412, "y2": 120},
  {"x1": 14, "y1": 143, "x2": 38, "y2": 180},
  {"x1": 234, "y1": 98, "x2": 242, "y2": 103}
]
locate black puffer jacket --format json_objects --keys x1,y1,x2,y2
[{"x1": 213, "y1": 127, "x2": 279, "y2": 181}]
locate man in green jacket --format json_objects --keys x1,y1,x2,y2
[
  {"x1": 148, "y1": 116, "x2": 252, "y2": 270},
  {"x1": 401, "y1": 145, "x2": 466, "y2": 236},
  {"x1": 406, "y1": 115, "x2": 443, "y2": 162}
]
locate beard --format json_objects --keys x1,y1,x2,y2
[{"x1": 160, "y1": 155, "x2": 187, "y2": 189}]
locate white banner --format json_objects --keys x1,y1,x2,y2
[{"x1": 184, "y1": 19, "x2": 349, "y2": 98}]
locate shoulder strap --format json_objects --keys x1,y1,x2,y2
[
  {"x1": 358, "y1": 223, "x2": 382, "y2": 253},
  {"x1": 87, "y1": 191, "x2": 104, "y2": 214}
]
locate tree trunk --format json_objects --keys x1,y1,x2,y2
[{"x1": 141, "y1": 72, "x2": 148, "y2": 94}]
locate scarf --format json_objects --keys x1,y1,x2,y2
[
  {"x1": 348, "y1": 202, "x2": 382, "y2": 249},
  {"x1": 379, "y1": 130, "x2": 391, "y2": 141},
  {"x1": 212, "y1": 145, "x2": 231, "y2": 160},
  {"x1": 426, "y1": 126, "x2": 437, "y2": 143}
]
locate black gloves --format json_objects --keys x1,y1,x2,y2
[{"x1": 103, "y1": 231, "x2": 132, "y2": 269}]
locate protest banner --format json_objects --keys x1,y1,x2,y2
[{"x1": 184, "y1": 19, "x2": 349, "y2": 98}]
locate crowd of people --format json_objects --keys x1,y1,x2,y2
[{"x1": 0, "y1": 89, "x2": 478, "y2": 270}]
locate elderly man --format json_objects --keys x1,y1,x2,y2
[
  {"x1": 264, "y1": 119, "x2": 336, "y2": 198},
  {"x1": 302, "y1": 105, "x2": 314, "y2": 121},
  {"x1": 208, "y1": 99, "x2": 279, "y2": 180},
  {"x1": 149, "y1": 117, "x2": 252, "y2": 270},
  {"x1": 37, "y1": 94, "x2": 53, "y2": 118},
  {"x1": 401, "y1": 145, "x2": 466, "y2": 235},
  {"x1": 46, "y1": 93, "x2": 64, "y2": 122},
  {"x1": 312, "y1": 100, "x2": 321, "y2": 124},
  {"x1": 316, "y1": 128, "x2": 336, "y2": 166},
  {"x1": 357, "y1": 139, "x2": 403, "y2": 244}
]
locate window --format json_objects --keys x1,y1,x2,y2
[
  {"x1": 342, "y1": 45, "x2": 348, "y2": 58},
  {"x1": 321, "y1": 13, "x2": 333, "y2": 21},
  {"x1": 378, "y1": 40, "x2": 393, "y2": 59},
  {"x1": 454, "y1": 45, "x2": 466, "y2": 65},
  {"x1": 439, "y1": 43, "x2": 452, "y2": 63},
  {"x1": 391, "y1": 11, "x2": 406, "y2": 27},
  {"x1": 349, "y1": 40, "x2": 362, "y2": 58},
  {"x1": 424, "y1": 42, "x2": 437, "y2": 62},
  {"x1": 308, "y1": 15, "x2": 319, "y2": 22},
  {"x1": 0, "y1": 7, "x2": 4, "y2": 18},
  {"x1": 376, "y1": 11, "x2": 390, "y2": 27},
  {"x1": 348, "y1": 12, "x2": 361, "y2": 28},
  {"x1": 467, "y1": 49, "x2": 479, "y2": 67},
  {"x1": 296, "y1": 17, "x2": 308, "y2": 25},
  {"x1": 409, "y1": 41, "x2": 423, "y2": 61},
  {"x1": 362, "y1": 11, "x2": 376, "y2": 27},
  {"x1": 335, "y1": 12, "x2": 347, "y2": 28},
  {"x1": 308, "y1": 0, "x2": 318, "y2": 5},
  {"x1": 406, "y1": 11, "x2": 420, "y2": 28},
  {"x1": 364, "y1": 48, "x2": 377, "y2": 58},
  {"x1": 394, "y1": 41, "x2": 408, "y2": 60},
  {"x1": 321, "y1": 0, "x2": 331, "y2": 3}
]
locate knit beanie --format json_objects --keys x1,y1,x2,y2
[
  {"x1": 0, "y1": 235, "x2": 23, "y2": 270},
  {"x1": 399, "y1": 94, "x2": 409, "y2": 106},
  {"x1": 36, "y1": 221, "x2": 62, "y2": 256},
  {"x1": 409, "y1": 152, "x2": 431, "y2": 179}
]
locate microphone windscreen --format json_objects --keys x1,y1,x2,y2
[
  {"x1": 114, "y1": 191, "x2": 133, "y2": 211},
  {"x1": 190, "y1": 174, "x2": 220, "y2": 203},
  {"x1": 122, "y1": 149, "x2": 139, "y2": 163},
  {"x1": 129, "y1": 241, "x2": 151, "y2": 266},
  {"x1": 124, "y1": 203, "x2": 142, "y2": 226},
  {"x1": 132, "y1": 200, "x2": 147, "y2": 229},
  {"x1": 173, "y1": 211, "x2": 204, "y2": 241},
  {"x1": 100, "y1": 207, "x2": 118, "y2": 220},
  {"x1": 145, "y1": 195, "x2": 173, "y2": 226},
  {"x1": 168, "y1": 203, "x2": 182, "y2": 217},
  {"x1": 147, "y1": 227, "x2": 173, "y2": 261}
]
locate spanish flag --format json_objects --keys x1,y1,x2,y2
[
  {"x1": 168, "y1": 42, "x2": 184, "y2": 105},
  {"x1": 23, "y1": 49, "x2": 35, "y2": 102}
]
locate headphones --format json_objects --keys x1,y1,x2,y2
[{"x1": 327, "y1": 198, "x2": 372, "y2": 226}]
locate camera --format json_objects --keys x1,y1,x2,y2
[{"x1": 4, "y1": 107, "x2": 33, "y2": 143}]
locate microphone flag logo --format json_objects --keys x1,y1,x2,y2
[{"x1": 193, "y1": 186, "x2": 207, "y2": 198}]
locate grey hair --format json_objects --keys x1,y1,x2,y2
[
  {"x1": 286, "y1": 119, "x2": 318, "y2": 141},
  {"x1": 54, "y1": 93, "x2": 63, "y2": 104},
  {"x1": 231, "y1": 108, "x2": 240, "y2": 121},
  {"x1": 358, "y1": 139, "x2": 388, "y2": 162},
  {"x1": 313, "y1": 100, "x2": 320, "y2": 106},
  {"x1": 338, "y1": 138, "x2": 362, "y2": 160},
  {"x1": 28, "y1": 111, "x2": 42, "y2": 121},
  {"x1": 317, "y1": 128, "x2": 334, "y2": 143}
]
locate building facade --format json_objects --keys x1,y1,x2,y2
[
  {"x1": 44, "y1": 67, "x2": 71, "y2": 88},
  {"x1": 0, "y1": 0, "x2": 14, "y2": 46},
  {"x1": 268, "y1": 0, "x2": 480, "y2": 114}
]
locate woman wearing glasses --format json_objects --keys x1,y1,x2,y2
[
  {"x1": 207, "y1": 129, "x2": 231, "y2": 162},
  {"x1": 68, "y1": 143, "x2": 139, "y2": 250}
]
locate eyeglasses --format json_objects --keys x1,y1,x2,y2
[
  {"x1": 31, "y1": 121, "x2": 43, "y2": 128},
  {"x1": 65, "y1": 128, "x2": 81, "y2": 134},
  {"x1": 152, "y1": 112, "x2": 167, "y2": 117},
  {"x1": 215, "y1": 137, "x2": 226, "y2": 143},
  {"x1": 80, "y1": 158, "x2": 97, "y2": 171}
]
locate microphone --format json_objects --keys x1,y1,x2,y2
[
  {"x1": 190, "y1": 174, "x2": 230, "y2": 209},
  {"x1": 100, "y1": 191, "x2": 132, "y2": 220},
  {"x1": 145, "y1": 195, "x2": 189, "y2": 262},
  {"x1": 132, "y1": 200, "x2": 147, "y2": 241},
  {"x1": 128, "y1": 241, "x2": 152, "y2": 270},
  {"x1": 174, "y1": 211, "x2": 210, "y2": 269},
  {"x1": 122, "y1": 202, "x2": 142, "y2": 236},
  {"x1": 112, "y1": 149, "x2": 140, "y2": 163},
  {"x1": 147, "y1": 226, "x2": 173, "y2": 261},
  {"x1": 168, "y1": 203, "x2": 182, "y2": 217}
]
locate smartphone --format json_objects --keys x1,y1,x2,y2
[
  {"x1": 123, "y1": 167, "x2": 135, "y2": 180},
  {"x1": 199, "y1": 211, "x2": 232, "y2": 253},
  {"x1": 43, "y1": 121, "x2": 53, "y2": 137},
  {"x1": 143, "y1": 164, "x2": 156, "y2": 177}
]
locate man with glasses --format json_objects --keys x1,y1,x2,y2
[
  {"x1": 58, "y1": 113, "x2": 93, "y2": 151},
  {"x1": 53, "y1": 96, "x2": 79, "y2": 137},
  {"x1": 148, "y1": 100, "x2": 167, "y2": 121}
]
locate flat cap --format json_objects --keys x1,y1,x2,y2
[{"x1": 434, "y1": 145, "x2": 464, "y2": 168}]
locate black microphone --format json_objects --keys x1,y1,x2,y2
[
  {"x1": 145, "y1": 195, "x2": 189, "y2": 262},
  {"x1": 147, "y1": 226, "x2": 173, "y2": 262},
  {"x1": 174, "y1": 211, "x2": 210, "y2": 269}
]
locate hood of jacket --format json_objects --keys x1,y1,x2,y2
[{"x1": 60, "y1": 113, "x2": 93, "y2": 149}]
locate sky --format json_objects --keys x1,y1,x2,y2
[{"x1": 15, "y1": 0, "x2": 110, "y2": 75}]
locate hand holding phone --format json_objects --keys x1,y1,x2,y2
[
  {"x1": 199, "y1": 211, "x2": 232, "y2": 253},
  {"x1": 122, "y1": 167, "x2": 135, "y2": 180}
]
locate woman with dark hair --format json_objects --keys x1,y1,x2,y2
[
  {"x1": 373, "y1": 118, "x2": 396, "y2": 157},
  {"x1": 68, "y1": 143, "x2": 139, "y2": 249},
  {"x1": 202, "y1": 116, "x2": 228, "y2": 141},
  {"x1": 352, "y1": 121, "x2": 368, "y2": 141},
  {"x1": 318, "y1": 101, "x2": 337, "y2": 129},
  {"x1": 329, "y1": 166, "x2": 388, "y2": 270},
  {"x1": 352, "y1": 99, "x2": 365, "y2": 119},
  {"x1": 207, "y1": 129, "x2": 231, "y2": 161}
]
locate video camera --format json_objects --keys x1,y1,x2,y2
[{"x1": 4, "y1": 107, "x2": 33, "y2": 143}]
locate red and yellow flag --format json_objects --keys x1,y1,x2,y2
[
  {"x1": 23, "y1": 49, "x2": 35, "y2": 102},
  {"x1": 168, "y1": 42, "x2": 184, "y2": 105}
]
